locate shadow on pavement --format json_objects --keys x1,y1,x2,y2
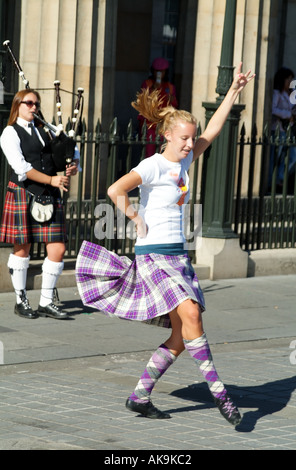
[
  {"x1": 170, "y1": 376, "x2": 296, "y2": 432},
  {"x1": 55, "y1": 298, "x2": 95, "y2": 317}
]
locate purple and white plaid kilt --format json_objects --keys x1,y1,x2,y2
[
  {"x1": 0, "y1": 182, "x2": 67, "y2": 244},
  {"x1": 75, "y1": 240, "x2": 205, "y2": 328}
]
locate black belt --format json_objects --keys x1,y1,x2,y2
[{"x1": 7, "y1": 186, "x2": 63, "y2": 203}]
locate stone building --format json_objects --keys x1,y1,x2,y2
[{"x1": 1, "y1": 0, "x2": 295, "y2": 137}]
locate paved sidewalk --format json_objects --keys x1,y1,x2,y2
[{"x1": 0, "y1": 275, "x2": 295, "y2": 450}]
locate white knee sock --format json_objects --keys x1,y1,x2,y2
[
  {"x1": 7, "y1": 254, "x2": 30, "y2": 304},
  {"x1": 39, "y1": 257, "x2": 64, "y2": 307}
]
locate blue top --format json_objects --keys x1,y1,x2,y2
[{"x1": 135, "y1": 243, "x2": 187, "y2": 256}]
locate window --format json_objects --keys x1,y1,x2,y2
[{"x1": 162, "y1": 0, "x2": 180, "y2": 80}]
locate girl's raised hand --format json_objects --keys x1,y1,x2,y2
[{"x1": 231, "y1": 62, "x2": 255, "y2": 93}]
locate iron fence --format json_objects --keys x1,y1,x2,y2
[
  {"x1": 0, "y1": 118, "x2": 295, "y2": 260},
  {"x1": 235, "y1": 124, "x2": 296, "y2": 251}
]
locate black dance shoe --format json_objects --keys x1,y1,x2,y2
[
  {"x1": 214, "y1": 394, "x2": 242, "y2": 426},
  {"x1": 37, "y1": 303, "x2": 69, "y2": 320},
  {"x1": 14, "y1": 301, "x2": 38, "y2": 319},
  {"x1": 125, "y1": 398, "x2": 171, "y2": 419}
]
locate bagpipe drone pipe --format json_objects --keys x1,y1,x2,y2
[{"x1": 3, "y1": 39, "x2": 84, "y2": 172}]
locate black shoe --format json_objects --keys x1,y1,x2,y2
[
  {"x1": 125, "y1": 398, "x2": 171, "y2": 419},
  {"x1": 214, "y1": 394, "x2": 242, "y2": 426},
  {"x1": 37, "y1": 303, "x2": 69, "y2": 320},
  {"x1": 14, "y1": 301, "x2": 38, "y2": 319}
]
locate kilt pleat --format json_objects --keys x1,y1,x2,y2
[
  {"x1": 0, "y1": 182, "x2": 67, "y2": 244},
  {"x1": 75, "y1": 240, "x2": 205, "y2": 328}
]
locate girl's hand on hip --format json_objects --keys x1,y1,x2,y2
[{"x1": 134, "y1": 216, "x2": 148, "y2": 238}]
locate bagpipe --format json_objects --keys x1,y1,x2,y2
[{"x1": 3, "y1": 40, "x2": 84, "y2": 172}]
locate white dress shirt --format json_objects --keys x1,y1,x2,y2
[
  {"x1": 0, "y1": 117, "x2": 81, "y2": 181},
  {"x1": 0, "y1": 117, "x2": 42, "y2": 181},
  {"x1": 271, "y1": 90, "x2": 296, "y2": 132}
]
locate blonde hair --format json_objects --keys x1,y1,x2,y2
[{"x1": 131, "y1": 88, "x2": 197, "y2": 137}]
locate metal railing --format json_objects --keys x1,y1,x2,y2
[
  {"x1": 235, "y1": 124, "x2": 296, "y2": 251},
  {"x1": 0, "y1": 118, "x2": 295, "y2": 260}
]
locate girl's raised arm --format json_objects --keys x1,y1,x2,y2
[{"x1": 193, "y1": 63, "x2": 255, "y2": 161}]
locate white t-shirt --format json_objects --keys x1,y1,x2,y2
[{"x1": 132, "y1": 152, "x2": 193, "y2": 246}]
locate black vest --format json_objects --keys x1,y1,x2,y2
[{"x1": 10, "y1": 123, "x2": 58, "y2": 196}]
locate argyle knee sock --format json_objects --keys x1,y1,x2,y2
[
  {"x1": 183, "y1": 333, "x2": 227, "y2": 399},
  {"x1": 129, "y1": 344, "x2": 177, "y2": 403},
  {"x1": 39, "y1": 257, "x2": 64, "y2": 307},
  {"x1": 7, "y1": 254, "x2": 30, "y2": 304}
]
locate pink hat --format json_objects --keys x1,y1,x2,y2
[{"x1": 152, "y1": 57, "x2": 169, "y2": 71}]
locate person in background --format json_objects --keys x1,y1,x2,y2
[
  {"x1": 0, "y1": 89, "x2": 79, "y2": 320},
  {"x1": 269, "y1": 67, "x2": 296, "y2": 189},
  {"x1": 138, "y1": 57, "x2": 178, "y2": 157}
]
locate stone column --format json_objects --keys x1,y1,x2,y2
[
  {"x1": 18, "y1": 0, "x2": 116, "y2": 199},
  {"x1": 195, "y1": 0, "x2": 248, "y2": 279}
]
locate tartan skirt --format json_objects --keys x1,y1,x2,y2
[
  {"x1": 75, "y1": 240, "x2": 205, "y2": 328},
  {"x1": 0, "y1": 182, "x2": 67, "y2": 244}
]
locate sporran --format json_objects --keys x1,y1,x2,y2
[{"x1": 30, "y1": 193, "x2": 54, "y2": 223}]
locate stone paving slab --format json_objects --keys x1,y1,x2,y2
[{"x1": 0, "y1": 275, "x2": 295, "y2": 451}]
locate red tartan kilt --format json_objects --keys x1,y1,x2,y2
[{"x1": 0, "y1": 182, "x2": 67, "y2": 245}]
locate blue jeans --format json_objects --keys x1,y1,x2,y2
[
  {"x1": 268, "y1": 131, "x2": 296, "y2": 186},
  {"x1": 268, "y1": 131, "x2": 285, "y2": 187}
]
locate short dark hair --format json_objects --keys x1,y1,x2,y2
[{"x1": 274, "y1": 67, "x2": 294, "y2": 91}]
